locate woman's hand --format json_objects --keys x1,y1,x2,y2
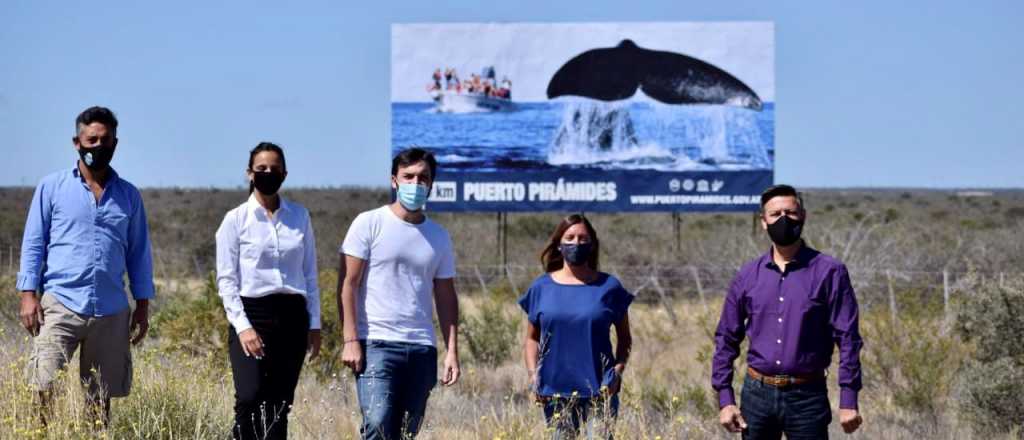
[
  {"x1": 528, "y1": 370, "x2": 549, "y2": 404},
  {"x1": 606, "y1": 371, "x2": 622, "y2": 395},
  {"x1": 238, "y1": 328, "x2": 265, "y2": 359},
  {"x1": 602, "y1": 364, "x2": 625, "y2": 396},
  {"x1": 306, "y1": 330, "x2": 321, "y2": 359}
]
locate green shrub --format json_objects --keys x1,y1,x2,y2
[
  {"x1": 954, "y1": 280, "x2": 1024, "y2": 433},
  {"x1": 111, "y1": 350, "x2": 231, "y2": 439},
  {"x1": 150, "y1": 272, "x2": 227, "y2": 366},
  {"x1": 306, "y1": 269, "x2": 342, "y2": 380},
  {"x1": 680, "y1": 382, "x2": 716, "y2": 420},
  {"x1": 461, "y1": 289, "x2": 520, "y2": 367},
  {"x1": 861, "y1": 303, "x2": 967, "y2": 427},
  {"x1": 0, "y1": 276, "x2": 18, "y2": 322}
]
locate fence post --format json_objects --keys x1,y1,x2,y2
[
  {"x1": 886, "y1": 270, "x2": 898, "y2": 323},
  {"x1": 192, "y1": 254, "x2": 203, "y2": 280},
  {"x1": 649, "y1": 275, "x2": 679, "y2": 326},
  {"x1": 690, "y1": 266, "x2": 707, "y2": 313},
  {"x1": 942, "y1": 270, "x2": 951, "y2": 335},
  {"x1": 155, "y1": 248, "x2": 169, "y2": 282},
  {"x1": 505, "y1": 264, "x2": 520, "y2": 294},
  {"x1": 673, "y1": 212, "x2": 682, "y2": 253},
  {"x1": 473, "y1": 266, "x2": 489, "y2": 294}
]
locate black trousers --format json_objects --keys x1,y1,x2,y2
[{"x1": 228, "y1": 294, "x2": 310, "y2": 440}]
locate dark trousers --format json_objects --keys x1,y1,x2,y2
[
  {"x1": 228, "y1": 294, "x2": 309, "y2": 440},
  {"x1": 740, "y1": 375, "x2": 832, "y2": 440},
  {"x1": 542, "y1": 395, "x2": 619, "y2": 440}
]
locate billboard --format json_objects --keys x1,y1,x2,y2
[{"x1": 391, "y1": 22, "x2": 774, "y2": 212}]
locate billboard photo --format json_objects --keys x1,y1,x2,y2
[{"x1": 392, "y1": 22, "x2": 775, "y2": 212}]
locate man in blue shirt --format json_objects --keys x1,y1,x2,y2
[{"x1": 16, "y1": 106, "x2": 155, "y2": 427}]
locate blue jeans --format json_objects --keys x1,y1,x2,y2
[
  {"x1": 542, "y1": 395, "x2": 619, "y2": 440},
  {"x1": 740, "y1": 375, "x2": 831, "y2": 440},
  {"x1": 355, "y1": 340, "x2": 437, "y2": 440}
]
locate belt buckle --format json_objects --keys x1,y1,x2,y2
[{"x1": 770, "y1": 374, "x2": 793, "y2": 387}]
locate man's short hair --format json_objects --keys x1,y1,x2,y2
[
  {"x1": 760, "y1": 184, "x2": 804, "y2": 210},
  {"x1": 75, "y1": 106, "x2": 119, "y2": 135},
  {"x1": 391, "y1": 147, "x2": 438, "y2": 179}
]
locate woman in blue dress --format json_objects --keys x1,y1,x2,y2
[{"x1": 518, "y1": 214, "x2": 634, "y2": 439}]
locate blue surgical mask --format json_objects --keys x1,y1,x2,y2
[{"x1": 397, "y1": 183, "x2": 429, "y2": 211}]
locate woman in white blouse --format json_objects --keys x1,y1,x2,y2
[{"x1": 215, "y1": 142, "x2": 321, "y2": 440}]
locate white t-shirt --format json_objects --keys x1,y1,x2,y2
[{"x1": 341, "y1": 206, "x2": 456, "y2": 346}]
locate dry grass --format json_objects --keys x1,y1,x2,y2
[
  {"x1": 1, "y1": 188, "x2": 1023, "y2": 438},
  {"x1": 0, "y1": 291, "x2": 1015, "y2": 439}
]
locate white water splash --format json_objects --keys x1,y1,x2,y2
[{"x1": 548, "y1": 99, "x2": 770, "y2": 171}]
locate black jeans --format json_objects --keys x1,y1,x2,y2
[
  {"x1": 740, "y1": 374, "x2": 832, "y2": 440},
  {"x1": 542, "y1": 394, "x2": 619, "y2": 440},
  {"x1": 228, "y1": 294, "x2": 309, "y2": 440}
]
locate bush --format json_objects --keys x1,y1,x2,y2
[
  {"x1": 150, "y1": 272, "x2": 227, "y2": 366},
  {"x1": 460, "y1": 288, "x2": 520, "y2": 367},
  {"x1": 860, "y1": 300, "x2": 967, "y2": 428},
  {"x1": 954, "y1": 280, "x2": 1024, "y2": 434},
  {"x1": 306, "y1": 269, "x2": 341, "y2": 380}
]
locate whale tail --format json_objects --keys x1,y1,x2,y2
[{"x1": 547, "y1": 39, "x2": 763, "y2": 111}]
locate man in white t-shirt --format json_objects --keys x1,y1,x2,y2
[{"x1": 338, "y1": 148, "x2": 460, "y2": 440}]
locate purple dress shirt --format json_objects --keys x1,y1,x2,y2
[{"x1": 712, "y1": 245, "x2": 863, "y2": 409}]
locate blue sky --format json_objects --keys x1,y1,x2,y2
[
  {"x1": 3, "y1": 0, "x2": 1021, "y2": 188},
  {"x1": 391, "y1": 22, "x2": 774, "y2": 102}
]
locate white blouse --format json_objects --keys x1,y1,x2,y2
[{"x1": 215, "y1": 194, "x2": 321, "y2": 333}]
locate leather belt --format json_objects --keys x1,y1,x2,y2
[{"x1": 747, "y1": 367, "x2": 824, "y2": 387}]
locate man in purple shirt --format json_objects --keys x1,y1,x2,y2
[{"x1": 713, "y1": 185, "x2": 863, "y2": 438}]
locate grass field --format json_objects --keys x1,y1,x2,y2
[{"x1": 0, "y1": 187, "x2": 1022, "y2": 439}]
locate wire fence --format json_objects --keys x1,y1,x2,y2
[
  {"x1": 4, "y1": 245, "x2": 1018, "y2": 327},
  {"x1": 450, "y1": 263, "x2": 1020, "y2": 331},
  {"x1": 1, "y1": 246, "x2": 15, "y2": 276}
]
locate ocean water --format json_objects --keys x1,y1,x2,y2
[{"x1": 391, "y1": 100, "x2": 774, "y2": 172}]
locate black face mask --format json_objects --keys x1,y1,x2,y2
[
  {"x1": 559, "y1": 242, "x2": 593, "y2": 266},
  {"x1": 252, "y1": 171, "x2": 285, "y2": 195},
  {"x1": 767, "y1": 215, "x2": 804, "y2": 247},
  {"x1": 78, "y1": 144, "x2": 115, "y2": 171}
]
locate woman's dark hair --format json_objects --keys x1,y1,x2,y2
[
  {"x1": 391, "y1": 147, "x2": 438, "y2": 180},
  {"x1": 540, "y1": 214, "x2": 600, "y2": 272},
  {"x1": 248, "y1": 142, "x2": 286, "y2": 193}
]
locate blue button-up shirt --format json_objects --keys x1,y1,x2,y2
[
  {"x1": 712, "y1": 245, "x2": 863, "y2": 409},
  {"x1": 16, "y1": 166, "x2": 155, "y2": 316}
]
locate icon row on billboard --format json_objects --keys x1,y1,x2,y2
[{"x1": 669, "y1": 179, "x2": 725, "y2": 193}]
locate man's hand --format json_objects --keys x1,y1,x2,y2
[
  {"x1": 719, "y1": 404, "x2": 747, "y2": 433},
  {"x1": 839, "y1": 408, "x2": 862, "y2": 433},
  {"x1": 19, "y1": 291, "x2": 42, "y2": 336},
  {"x1": 606, "y1": 363, "x2": 625, "y2": 395},
  {"x1": 238, "y1": 328, "x2": 265, "y2": 359},
  {"x1": 130, "y1": 300, "x2": 150, "y2": 345},
  {"x1": 440, "y1": 349, "x2": 460, "y2": 386},
  {"x1": 341, "y1": 340, "x2": 364, "y2": 373},
  {"x1": 306, "y1": 330, "x2": 322, "y2": 359}
]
